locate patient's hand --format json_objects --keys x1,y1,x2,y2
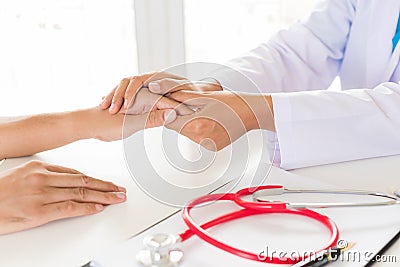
[
  {"x1": 0, "y1": 160, "x2": 126, "y2": 235},
  {"x1": 0, "y1": 107, "x2": 178, "y2": 159},
  {"x1": 76, "y1": 106, "x2": 178, "y2": 142}
]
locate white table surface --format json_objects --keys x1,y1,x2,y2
[
  {"x1": 90, "y1": 165, "x2": 400, "y2": 267},
  {"x1": 0, "y1": 131, "x2": 399, "y2": 267}
]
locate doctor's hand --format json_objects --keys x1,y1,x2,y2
[
  {"x1": 0, "y1": 160, "x2": 126, "y2": 235},
  {"x1": 166, "y1": 91, "x2": 275, "y2": 151},
  {"x1": 99, "y1": 72, "x2": 222, "y2": 115},
  {"x1": 122, "y1": 88, "x2": 193, "y2": 116}
]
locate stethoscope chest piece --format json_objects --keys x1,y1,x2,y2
[{"x1": 137, "y1": 233, "x2": 183, "y2": 267}]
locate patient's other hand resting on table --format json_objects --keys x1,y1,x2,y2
[{"x1": 0, "y1": 160, "x2": 126, "y2": 235}]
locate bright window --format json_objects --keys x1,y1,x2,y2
[
  {"x1": 1, "y1": 0, "x2": 323, "y2": 116},
  {"x1": 184, "y1": 0, "x2": 319, "y2": 63},
  {"x1": 0, "y1": 0, "x2": 137, "y2": 116}
]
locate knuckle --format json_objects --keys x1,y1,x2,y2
[
  {"x1": 107, "y1": 182, "x2": 118, "y2": 191},
  {"x1": 105, "y1": 193, "x2": 115, "y2": 202},
  {"x1": 26, "y1": 160, "x2": 43, "y2": 168},
  {"x1": 131, "y1": 75, "x2": 140, "y2": 81},
  {"x1": 146, "y1": 111, "x2": 160, "y2": 127},
  {"x1": 80, "y1": 174, "x2": 90, "y2": 186},
  {"x1": 77, "y1": 187, "x2": 88, "y2": 201},
  {"x1": 192, "y1": 119, "x2": 208, "y2": 133},
  {"x1": 27, "y1": 172, "x2": 47, "y2": 185},
  {"x1": 121, "y1": 78, "x2": 130, "y2": 84}
]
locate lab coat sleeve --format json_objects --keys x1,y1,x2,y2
[
  {"x1": 272, "y1": 82, "x2": 400, "y2": 169},
  {"x1": 209, "y1": 0, "x2": 356, "y2": 94}
]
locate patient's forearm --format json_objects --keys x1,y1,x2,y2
[
  {"x1": 0, "y1": 105, "x2": 174, "y2": 159},
  {"x1": 0, "y1": 110, "x2": 90, "y2": 159}
]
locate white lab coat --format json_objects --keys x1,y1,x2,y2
[{"x1": 211, "y1": 0, "x2": 400, "y2": 169}]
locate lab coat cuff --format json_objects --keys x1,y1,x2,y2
[
  {"x1": 271, "y1": 94, "x2": 297, "y2": 170},
  {"x1": 265, "y1": 131, "x2": 282, "y2": 167}
]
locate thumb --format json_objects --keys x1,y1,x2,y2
[{"x1": 145, "y1": 109, "x2": 177, "y2": 129}]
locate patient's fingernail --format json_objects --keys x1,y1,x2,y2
[
  {"x1": 164, "y1": 110, "x2": 177, "y2": 124},
  {"x1": 95, "y1": 204, "x2": 104, "y2": 211},
  {"x1": 149, "y1": 82, "x2": 160, "y2": 92},
  {"x1": 117, "y1": 186, "x2": 126, "y2": 192},
  {"x1": 110, "y1": 103, "x2": 115, "y2": 111},
  {"x1": 115, "y1": 192, "x2": 126, "y2": 199}
]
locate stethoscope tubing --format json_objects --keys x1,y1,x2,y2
[{"x1": 181, "y1": 191, "x2": 339, "y2": 264}]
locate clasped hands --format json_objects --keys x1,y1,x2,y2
[{"x1": 100, "y1": 72, "x2": 275, "y2": 151}]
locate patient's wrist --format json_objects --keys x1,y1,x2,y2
[{"x1": 66, "y1": 109, "x2": 94, "y2": 141}]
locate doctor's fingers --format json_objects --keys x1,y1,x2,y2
[
  {"x1": 168, "y1": 91, "x2": 222, "y2": 107},
  {"x1": 44, "y1": 172, "x2": 125, "y2": 193},
  {"x1": 141, "y1": 71, "x2": 186, "y2": 87},
  {"x1": 148, "y1": 77, "x2": 223, "y2": 95},
  {"x1": 101, "y1": 73, "x2": 153, "y2": 111},
  {"x1": 100, "y1": 86, "x2": 117, "y2": 110},
  {"x1": 148, "y1": 78, "x2": 195, "y2": 95},
  {"x1": 107, "y1": 72, "x2": 185, "y2": 113},
  {"x1": 41, "y1": 187, "x2": 126, "y2": 205},
  {"x1": 109, "y1": 78, "x2": 132, "y2": 114},
  {"x1": 155, "y1": 96, "x2": 194, "y2": 115},
  {"x1": 110, "y1": 74, "x2": 154, "y2": 114},
  {"x1": 122, "y1": 77, "x2": 147, "y2": 111}
]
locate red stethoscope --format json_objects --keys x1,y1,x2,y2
[{"x1": 137, "y1": 185, "x2": 399, "y2": 266}]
